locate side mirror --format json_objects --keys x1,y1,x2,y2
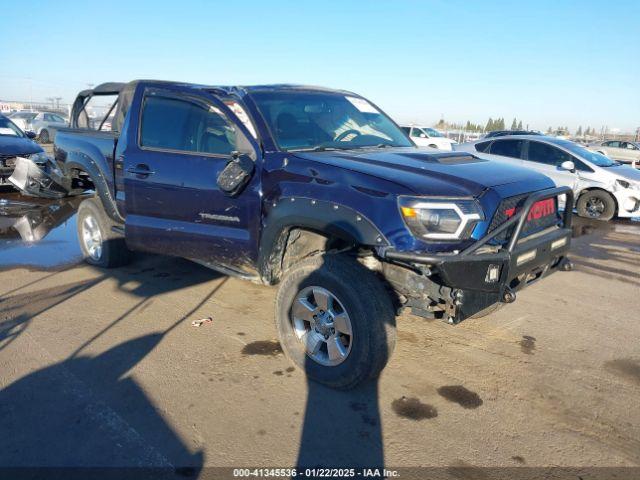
[
  {"x1": 560, "y1": 160, "x2": 576, "y2": 172},
  {"x1": 25, "y1": 131, "x2": 37, "y2": 139},
  {"x1": 217, "y1": 152, "x2": 255, "y2": 196}
]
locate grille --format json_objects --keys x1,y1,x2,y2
[{"x1": 488, "y1": 193, "x2": 560, "y2": 244}]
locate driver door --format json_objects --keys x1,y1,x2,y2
[{"x1": 121, "y1": 86, "x2": 262, "y2": 274}]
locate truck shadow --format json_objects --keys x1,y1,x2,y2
[
  {"x1": 0, "y1": 201, "x2": 228, "y2": 475},
  {"x1": 295, "y1": 254, "x2": 391, "y2": 473},
  {"x1": 297, "y1": 379, "x2": 383, "y2": 471},
  {"x1": 0, "y1": 268, "x2": 226, "y2": 476},
  {"x1": 0, "y1": 333, "x2": 204, "y2": 478}
]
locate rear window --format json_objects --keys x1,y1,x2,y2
[
  {"x1": 79, "y1": 94, "x2": 118, "y2": 131},
  {"x1": 475, "y1": 141, "x2": 491, "y2": 153},
  {"x1": 490, "y1": 139, "x2": 523, "y2": 158}
]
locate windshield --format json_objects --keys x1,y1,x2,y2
[
  {"x1": 0, "y1": 117, "x2": 24, "y2": 137},
  {"x1": 250, "y1": 91, "x2": 412, "y2": 151},
  {"x1": 558, "y1": 140, "x2": 620, "y2": 167},
  {"x1": 424, "y1": 128, "x2": 443, "y2": 137}
]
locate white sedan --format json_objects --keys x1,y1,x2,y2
[
  {"x1": 455, "y1": 135, "x2": 640, "y2": 221},
  {"x1": 401, "y1": 125, "x2": 457, "y2": 151}
]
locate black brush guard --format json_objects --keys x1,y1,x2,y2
[{"x1": 382, "y1": 187, "x2": 574, "y2": 319}]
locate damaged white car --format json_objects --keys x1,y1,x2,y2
[{"x1": 455, "y1": 135, "x2": 640, "y2": 221}]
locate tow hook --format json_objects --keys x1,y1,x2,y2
[
  {"x1": 502, "y1": 287, "x2": 516, "y2": 304},
  {"x1": 560, "y1": 257, "x2": 574, "y2": 272}
]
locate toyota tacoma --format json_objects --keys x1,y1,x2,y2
[{"x1": 30, "y1": 80, "x2": 573, "y2": 388}]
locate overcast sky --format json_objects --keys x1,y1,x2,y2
[{"x1": 2, "y1": 0, "x2": 639, "y2": 132}]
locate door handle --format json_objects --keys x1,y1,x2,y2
[{"x1": 126, "y1": 164, "x2": 155, "y2": 176}]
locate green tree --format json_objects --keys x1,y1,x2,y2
[
  {"x1": 517, "y1": 120, "x2": 523, "y2": 130},
  {"x1": 485, "y1": 118, "x2": 494, "y2": 131},
  {"x1": 498, "y1": 118, "x2": 505, "y2": 130},
  {"x1": 511, "y1": 118, "x2": 518, "y2": 130}
]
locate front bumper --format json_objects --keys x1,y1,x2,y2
[
  {"x1": 613, "y1": 189, "x2": 640, "y2": 218},
  {"x1": 381, "y1": 186, "x2": 574, "y2": 322}
]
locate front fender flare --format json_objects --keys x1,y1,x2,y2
[{"x1": 257, "y1": 197, "x2": 388, "y2": 282}]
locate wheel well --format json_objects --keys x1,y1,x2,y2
[
  {"x1": 270, "y1": 227, "x2": 367, "y2": 284},
  {"x1": 70, "y1": 168, "x2": 95, "y2": 190},
  {"x1": 577, "y1": 187, "x2": 618, "y2": 214}
]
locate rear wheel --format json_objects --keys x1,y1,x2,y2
[
  {"x1": 577, "y1": 190, "x2": 616, "y2": 221},
  {"x1": 38, "y1": 129, "x2": 50, "y2": 143},
  {"x1": 275, "y1": 254, "x2": 396, "y2": 389},
  {"x1": 77, "y1": 197, "x2": 132, "y2": 267}
]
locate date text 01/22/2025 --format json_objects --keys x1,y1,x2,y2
[{"x1": 232, "y1": 468, "x2": 400, "y2": 477}]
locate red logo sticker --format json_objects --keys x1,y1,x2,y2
[{"x1": 505, "y1": 198, "x2": 556, "y2": 221}]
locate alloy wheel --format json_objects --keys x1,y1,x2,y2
[{"x1": 290, "y1": 286, "x2": 353, "y2": 366}]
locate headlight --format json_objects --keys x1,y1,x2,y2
[
  {"x1": 616, "y1": 179, "x2": 640, "y2": 190},
  {"x1": 398, "y1": 196, "x2": 484, "y2": 240}
]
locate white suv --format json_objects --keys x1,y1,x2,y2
[{"x1": 401, "y1": 125, "x2": 457, "y2": 151}]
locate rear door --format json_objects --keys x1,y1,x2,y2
[{"x1": 121, "y1": 85, "x2": 262, "y2": 274}]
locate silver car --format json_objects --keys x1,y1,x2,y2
[
  {"x1": 8, "y1": 111, "x2": 68, "y2": 143},
  {"x1": 588, "y1": 140, "x2": 640, "y2": 167},
  {"x1": 455, "y1": 135, "x2": 640, "y2": 221}
]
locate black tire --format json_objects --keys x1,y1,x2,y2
[
  {"x1": 275, "y1": 254, "x2": 396, "y2": 390},
  {"x1": 77, "y1": 197, "x2": 132, "y2": 268},
  {"x1": 38, "y1": 129, "x2": 50, "y2": 143},
  {"x1": 576, "y1": 190, "x2": 616, "y2": 221}
]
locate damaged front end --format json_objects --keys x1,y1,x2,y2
[{"x1": 8, "y1": 156, "x2": 72, "y2": 199}]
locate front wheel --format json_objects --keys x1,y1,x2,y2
[
  {"x1": 77, "y1": 197, "x2": 132, "y2": 268},
  {"x1": 576, "y1": 190, "x2": 616, "y2": 221},
  {"x1": 275, "y1": 254, "x2": 396, "y2": 389}
]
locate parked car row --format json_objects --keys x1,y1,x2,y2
[{"x1": 8, "y1": 110, "x2": 69, "y2": 143}]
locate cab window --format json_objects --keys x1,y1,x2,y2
[{"x1": 140, "y1": 94, "x2": 240, "y2": 156}]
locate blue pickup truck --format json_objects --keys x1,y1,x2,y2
[{"x1": 44, "y1": 80, "x2": 572, "y2": 388}]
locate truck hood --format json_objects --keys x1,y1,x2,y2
[
  {"x1": 293, "y1": 147, "x2": 553, "y2": 197},
  {"x1": 0, "y1": 135, "x2": 43, "y2": 156}
]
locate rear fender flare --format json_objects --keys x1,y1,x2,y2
[
  {"x1": 258, "y1": 197, "x2": 388, "y2": 283},
  {"x1": 63, "y1": 152, "x2": 124, "y2": 224}
]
